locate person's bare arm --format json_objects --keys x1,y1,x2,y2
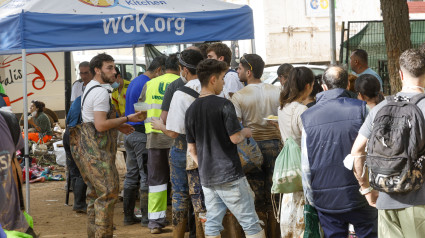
[
  {"x1": 93, "y1": 111, "x2": 143, "y2": 132},
  {"x1": 151, "y1": 118, "x2": 179, "y2": 138},
  {"x1": 351, "y1": 134, "x2": 378, "y2": 207},
  {"x1": 160, "y1": 111, "x2": 168, "y2": 125},
  {"x1": 351, "y1": 134, "x2": 368, "y2": 186},
  {"x1": 229, "y1": 128, "x2": 252, "y2": 144},
  {"x1": 187, "y1": 143, "x2": 198, "y2": 165}
]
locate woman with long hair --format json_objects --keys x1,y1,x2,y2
[
  {"x1": 278, "y1": 67, "x2": 314, "y2": 237},
  {"x1": 303, "y1": 74, "x2": 323, "y2": 108},
  {"x1": 24, "y1": 100, "x2": 53, "y2": 143},
  {"x1": 355, "y1": 74, "x2": 384, "y2": 109}
]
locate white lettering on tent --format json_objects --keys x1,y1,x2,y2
[
  {"x1": 175, "y1": 18, "x2": 185, "y2": 36},
  {"x1": 122, "y1": 15, "x2": 134, "y2": 33},
  {"x1": 155, "y1": 18, "x2": 165, "y2": 32},
  {"x1": 101, "y1": 14, "x2": 185, "y2": 36},
  {"x1": 102, "y1": 17, "x2": 122, "y2": 34},
  {"x1": 167, "y1": 18, "x2": 175, "y2": 31},
  {"x1": 136, "y1": 13, "x2": 149, "y2": 32}
]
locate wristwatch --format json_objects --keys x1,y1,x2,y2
[{"x1": 359, "y1": 187, "x2": 373, "y2": 195}]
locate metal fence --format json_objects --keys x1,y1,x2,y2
[{"x1": 340, "y1": 20, "x2": 425, "y2": 95}]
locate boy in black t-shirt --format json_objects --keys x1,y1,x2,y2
[{"x1": 185, "y1": 59, "x2": 264, "y2": 238}]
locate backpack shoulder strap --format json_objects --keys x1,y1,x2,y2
[
  {"x1": 81, "y1": 85, "x2": 103, "y2": 107},
  {"x1": 409, "y1": 93, "x2": 425, "y2": 105},
  {"x1": 0, "y1": 111, "x2": 21, "y2": 147},
  {"x1": 178, "y1": 86, "x2": 200, "y2": 98}
]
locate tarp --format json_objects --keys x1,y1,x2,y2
[{"x1": 0, "y1": 0, "x2": 254, "y2": 55}]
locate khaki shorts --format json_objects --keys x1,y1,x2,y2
[{"x1": 379, "y1": 205, "x2": 425, "y2": 238}]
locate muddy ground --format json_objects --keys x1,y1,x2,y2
[{"x1": 23, "y1": 165, "x2": 187, "y2": 238}]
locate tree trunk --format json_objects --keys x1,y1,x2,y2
[{"x1": 380, "y1": 0, "x2": 411, "y2": 94}]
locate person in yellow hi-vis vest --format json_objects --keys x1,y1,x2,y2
[
  {"x1": 139, "y1": 54, "x2": 180, "y2": 234},
  {"x1": 111, "y1": 67, "x2": 131, "y2": 117}
]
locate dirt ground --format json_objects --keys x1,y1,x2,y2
[{"x1": 23, "y1": 160, "x2": 187, "y2": 238}]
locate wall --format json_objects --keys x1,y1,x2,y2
[{"x1": 226, "y1": 0, "x2": 383, "y2": 65}]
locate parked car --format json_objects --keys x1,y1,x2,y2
[{"x1": 262, "y1": 64, "x2": 327, "y2": 87}]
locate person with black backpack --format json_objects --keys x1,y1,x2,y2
[{"x1": 351, "y1": 48, "x2": 425, "y2": 238}]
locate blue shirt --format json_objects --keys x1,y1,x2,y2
[
  {"x1": 354, "y1": 68, "x2": 383, "y2": 91},
  {"x1": 125, "y1": 74, "x2": 150, "y2": 126}
]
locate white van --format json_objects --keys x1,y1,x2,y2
[{"x1": 73, "y1": 53, "x2": 146, "y2": 81}]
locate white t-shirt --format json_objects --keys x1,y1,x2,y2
[
  {"x1": 277, "y1": 101, "x2": 307, "y2": 147},
  {"x1": 231, "y1": 83, "x2": 281, "y2": 141},
  {"x1": 70, "y1": 80, "x2": 85, "y2": 102},
  {"x1": 166, "y1": 79, "x2": 201, "y2": 134},
  {"x1": 219, "y1": 70, "x2": 244, "y2": 97},
  {"x1": 81, "y1": 80, "x2": 110, "y2": 123}
]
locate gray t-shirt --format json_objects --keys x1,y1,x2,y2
[
  {"x1": 0, "y1": 113, "x2": 28, "y2": 232},
  {"x1": 359, "y1": 92, "x2": 425, "y2": 210}
]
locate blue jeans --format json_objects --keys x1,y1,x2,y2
[
  {"x1": 202, "y1": 177, "x2": 262, "y2": 236},
  {"x1": 123, "y1": 131, "x2": 148, "y2": 191},
  {"x1": 169, "y1": 145, "x2": 190, "y2": 225}
]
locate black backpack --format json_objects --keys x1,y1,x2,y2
[{"x1": 367, "y1": 94, "x2": 425, "y2": 193}]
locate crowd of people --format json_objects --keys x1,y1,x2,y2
[
  {"x1": 2, "y1": 42, "x2": 425, "y2": 238},
  {"x1": 64, "y1": 43, "x2": 425, "y2": 238}
]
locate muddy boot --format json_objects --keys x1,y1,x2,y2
[
  {"x1": 173, "y1": 210, "x2": 187, "y2": 238},
  {"x1": 221, "y1": 211, "x2": 244, "y2": 238},
  {"x1": 267, "y1": 210, "x2": 281, "y2": 238},
  {"x1": 246, "y1": 229, "x2": 266, "y2": 238},
  {"x1": 72, "y1": 177, "x2": 87, "y2": 213},
  {"x1": 123, "y1": 188, "x2": 141, "y2": 225},
  {"x1": 140, "y1": 189, "x2": 149, "y2": 227},
  {"x1": 173, "y1": 218, "x2": 188, "y2": 238}
]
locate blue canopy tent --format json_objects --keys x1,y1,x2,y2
[{"x1": 0, "y1": 0, "x2": 254, "y2": 213}]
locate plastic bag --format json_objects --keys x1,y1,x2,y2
[
  {"x1": 31, "y1": 143, "x2": 48, "y2": 156},
  {"x1": 238, "y1": 136, "x2": 264, "y2": 173},
  {"x1": 271, "y1": 137, "x2": 303, "y2": 194},
  {"x1": 53, "y1": 140, "x2": 66, "y2": 166}
]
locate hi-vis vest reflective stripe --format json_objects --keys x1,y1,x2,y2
[{"x1": 145, "y1": 73, "x2": 180, "y2": 134}]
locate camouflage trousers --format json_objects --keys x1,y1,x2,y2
[{"x1": 70, "y1": 122, "x2": 119, "y2": 238}]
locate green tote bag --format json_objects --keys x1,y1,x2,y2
[{"x1": 271, "y1": 137, "x2": 303, "y2": 194}]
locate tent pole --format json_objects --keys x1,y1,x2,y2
[
  {"x1": 251, "y1": 39, "x2": 256, "y2": 54},
  {"x1": 22, "y1": 49, "x2": 30, "y2": 213},
  {"x1": 329, "y1": 0, "x2": 337, "y2": 64},
  {"x1": 144, "y1": 46, "x2": 149, "y2": 69},
  {"x1": 132, "y1": 46, "x2": 137, "y2": 79}
]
